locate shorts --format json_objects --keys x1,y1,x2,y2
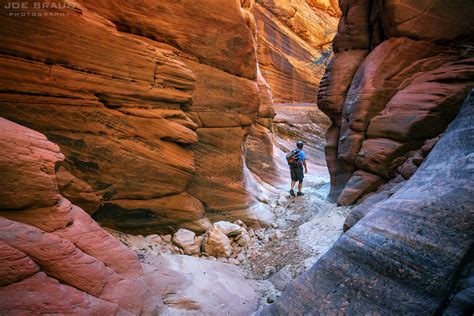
[{"x1": 290, "y1": 166, "x2": 304, "y2": 182}]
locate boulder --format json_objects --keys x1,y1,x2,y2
[
  {"x1": 214, "y1": 221, "x2": 242, "y2": 237},
  {"x1": 398, "y1": 159, "x2": 418, "y2": 180},
  {"x1": 172, "y1": 229, "x2": 200, "y2": 255},
  {"x1": 202, "y1": 226, "x2": 232, "y2": 258},
  {"x1": 236, "y1": 233, "x2": 251, "y2": 247},
  {"x1": 337, "y1": 170, "x2": 384, "y2": 206}
]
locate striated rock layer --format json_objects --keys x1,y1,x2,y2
[
  {"x1": 317, "y1": 0, "x2": 474, "y2": 204},
  {"x1": 253, "y1": 0, "x2": 340, "y2": 103},
  {"x1": 260, "y1": 90, "x2": 474, "y2": 314},
  {"x1": 0, "y1": 0, "x2": 278, "y2": 233},
  {"x1": 0, "y1": 118, "x2": 159, "y2": 314}
]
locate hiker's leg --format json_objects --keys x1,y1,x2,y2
[
  {"x1": 298, "y1": 181, "x2": 303, "y2": 192},
  {"x1": 291, "y1": 181, "x2": 297, "y2": 190}
]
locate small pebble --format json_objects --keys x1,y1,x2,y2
[
  {"x1": 228, "y1": 258, "x2": 241, "y2": 265},
  {"x1": 161, "y1": 235, "x2": 172, "y2": 243},
  {"x1": 267, "y1": 294, "x2": 275, "y2": 303}
]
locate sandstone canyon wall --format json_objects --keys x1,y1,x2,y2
[
  {"x1": 0, "y1": 0, "x2": 279, "y2": 234},
  {"x1": 317, "y1": 0, "x2": 474, "y2": 205},
  {"x1": 253, "y1": 0, "x2": 340, "y2": 103}
]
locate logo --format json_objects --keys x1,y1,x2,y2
[{"x1": 2, "y1": 1, "x2": 75, "y2": 17}]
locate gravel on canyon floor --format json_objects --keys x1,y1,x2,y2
[{"x1": 244, "y1": 169, "x2": 350, "y2": 280}]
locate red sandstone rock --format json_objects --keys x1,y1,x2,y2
[
  {"x1": 202, "y1": 226, "x2": 232, "y2": 258},
  {"x1": 0, "y1": 241, "x2": 39, "y2": 287},
  {"x1": 187, "y1": 127, "x2": 253, "y2": 222},
  {"x1": 245, "y1": 122, "x2": 284, "y2": 186},
  {"x1": 256, "y1": 68, "x2": 277, "y2": 120},
  {"x1": 0, "y1": 272, "x2": 121, "y2": 315},
  {"x1": 77, "y1": 0, "x2": 258, "y2": 79},
  {"x1": 398, "y1": 158, "x2": 418, "y2": 180},
  {"x1": 244, "y1": 67, "x2": 283, "y2": 187},
  {"x1": 318, "y1": 50, "x2": 368, "y2": 121},
  {"x1": 382, "y1": 0, "x2": 474, "y2": 41},
  {"x1": 253, "y1": 0, "x2": 340, "y2": 103},
  {"x1": 337, "y1": 170, "x2": 384, "y2": 206},
  {"x1": 0, "y1": 119, "x2": 159, "y2": 314},
  {"x1": 333, "y1": 0, "x2": 371, "y2": 52},
  {"x1": 0, "y1": 0, "x2": 273, "y2": 233},
  {"x1": 0, "y1": 118, "x2": 63, "y2": 210},
  {"x1": 54, "y1": 206, "x2": 145, "y2": 279},
  {"x1": 56, "y1": 167, "x2": 101, "y2": 214},
  {"x1": 367, "y1": 59, "x2": 474, "y2": 142},
  {"x1": 185, "y1": 59, "x2": 260, "y2": 128},
  {"x1": 320, "y1": 2, "x2": 474, "y2": 203},
  {"x1": 95, "y1": 192, "x2": 211, "y2": 235},
  {"x1": 355, "y1": 138, "x2": 415, "y2": 179}
]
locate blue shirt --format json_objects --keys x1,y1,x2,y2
[{"x1": 297, "y1": 149, "x2": 306, "y2": 164}]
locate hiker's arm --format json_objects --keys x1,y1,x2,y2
[{"x1": 303, "y1": 159, "x2": 308, "y2": 173}]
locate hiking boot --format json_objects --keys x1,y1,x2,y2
[
  {"x1": 290, "y1": 189, "x2": 295, "y2": 197},
  {"x1": 297, "y1": 191, "x2": 304, "y2": 196}
]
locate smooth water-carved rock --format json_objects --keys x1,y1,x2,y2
[
  {"x1": 0, "y1": 118, "x2": 159, "y2": 314},
  {"x1": 0, "y1": 0, "x2": 272, "y2": 233},
  {"x1": 318, "y1": 0, "x2": 474, "y2": 203}
]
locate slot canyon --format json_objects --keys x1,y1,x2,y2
[{"x1": 0, "y1": 0, "x2": 473, "y2": 314}]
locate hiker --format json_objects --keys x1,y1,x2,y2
[{"x1": 286, "y1": 140, "x2": 308, "y2": 196}]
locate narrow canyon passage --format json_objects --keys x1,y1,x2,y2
[
  {"x1": 1, "y1": 0, "x2": 473, "y2": 315},
  {"x1": 106, "y1": 102, "x2": 350, "y2": 311},
  {"x1": 246, "y1": 103, "x2": 350, "y2": 277}
]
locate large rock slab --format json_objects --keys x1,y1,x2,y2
[
  {"x1": 260, "y1": 90, "x2": 474, "y2": 314},
  {"x1": 144, "y1": 254, "x2": 267, "y2": 315}
]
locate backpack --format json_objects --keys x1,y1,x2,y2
[{"x1": 286, "y1": 149, "x2": 300, "y2": 168}]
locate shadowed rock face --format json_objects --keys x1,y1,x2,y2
[
  {"x1": 253, "y1": 0, "x2": 340, "y2": 103},
  {"x1": 318, "y1": 0, "x2": 474, "y2": 204},
  {"x1": 260, "y1": 90, "x2": 474, "y2": 315},
  {"x1": 0, "y1": 0, "x2": 277, "y2": 233}
]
